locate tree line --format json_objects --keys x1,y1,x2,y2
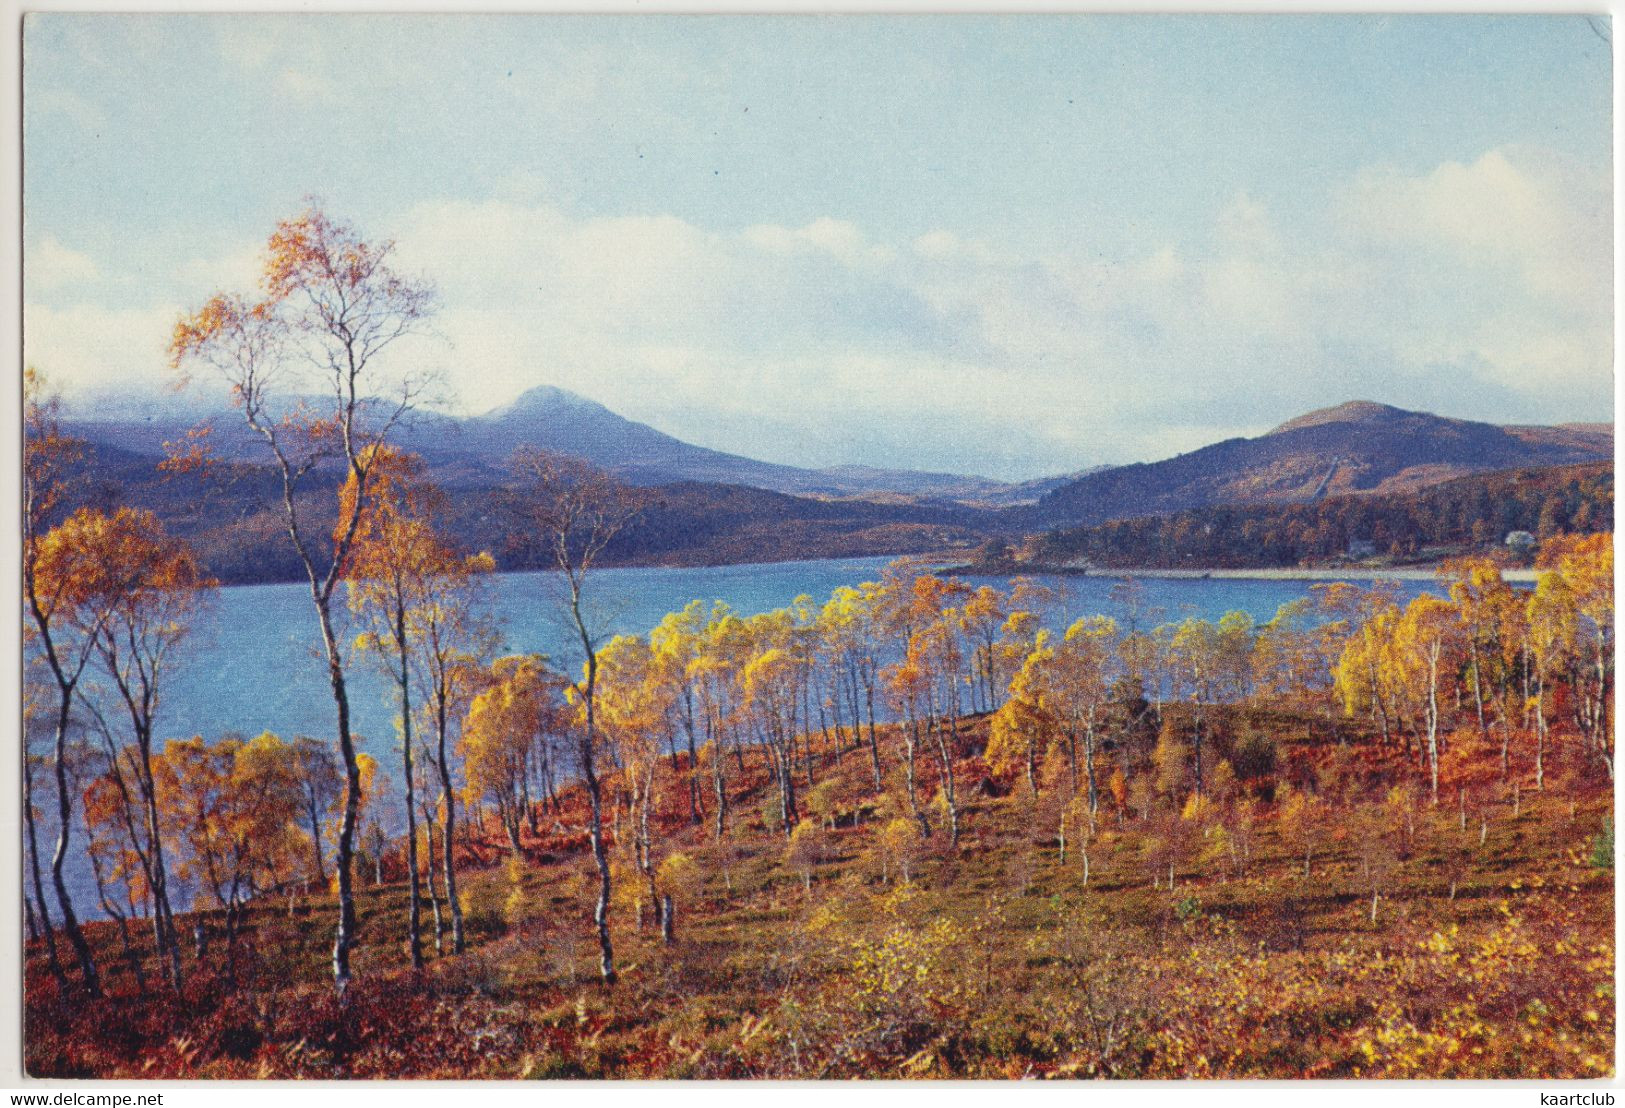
[{"x1": 1019, "y1": 462, "x2": 1612, "y2": 570}]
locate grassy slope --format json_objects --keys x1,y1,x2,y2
[{"x1": 25, "y1": 710, "x2": 1615, "y2": 1079}]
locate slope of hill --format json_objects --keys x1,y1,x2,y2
[
  {"x1": 1031, "y1": 400, "x2": 1613, "y2": 528},
  {"x1": 69, "y1": 444, "x2": 1005, "y2": 585},
  {"x1": 1016, "y1": 461, "x2": 1613, "y2": 571},
  {"x1": 54, "y1": 393, "x2": 1612, "y2": 583}
]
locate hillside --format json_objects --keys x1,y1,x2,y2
[
  {"x1": 70, "y1": 447, "x2": 1006, "y2": 585},
  {"x1": 55, "y1": 394, "x2": 1613, "y2": 584},
  {"x1": 23, "y1": 531, "x2": 1615, "y2": 1079},
  {"x1": 1015, "y1": 462, "x2": 1613, "y2": 572},
  {"x1": 25, "y1": 700, "x2": 1615, "y2": 1079},
  {"x1": 1031, "y1": 401, "x2": 1613, "y2": 529}
]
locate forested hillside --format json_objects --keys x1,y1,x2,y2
[
  {"x1": 1029, "y1": 401, "x2": 1612, "y2": 529},
  {"x1": 1018, "y1": 463, "x2": 1613, "y2": 571},
  {"x1": 61, "y1": 444, "x2": 1613, "y2": 586},
  {"x1": 63, "y1": 448, "x2": 1003, "y2": 585}
]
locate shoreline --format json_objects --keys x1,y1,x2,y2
[{"x1": 946, "y1": 562, "x2": 1539, "y2": 584}]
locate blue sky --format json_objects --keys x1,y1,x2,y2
[{"x1": 23, "y1": 15, "x2": 1613, "y2": 479}]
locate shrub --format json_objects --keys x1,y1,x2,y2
[
  {"x1": 460, "y1": 886, "x2": 510, "y2": 940},
  {"x1": 1231, "y1": 729, "x2": 1278, "y2": 781},
  {"x1": 1590, "y1": 818, "x2": 1613, "y2": 869}
]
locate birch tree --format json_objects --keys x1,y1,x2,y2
[{"x1": 169, "y1": 205, "x2": 437, "y2": 989}]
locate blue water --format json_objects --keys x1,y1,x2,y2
[
  {"x1": 44, "y1": 557, "x2": 1443, "y2": 919},
  {"x1": 160, "y1": 558, "x2": 1439, "y2": 756}
]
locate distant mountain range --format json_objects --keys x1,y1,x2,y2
[
  {"x1": 65, "y1": 385, "x2": 1077, "y2": 508},
  {"x1": 57, "y1": 388, "x2": 1613, "y2": 583},
  {"x1": 1029, "y1": 400, "x2": 1613, "y2": 528}
]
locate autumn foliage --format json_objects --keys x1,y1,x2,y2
[{"x1": 24, "y1": 530, "x2": 1614, "y2": 1078}]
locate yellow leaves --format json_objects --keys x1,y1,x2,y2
[
  {"x1": 503, "y1": 884, "x2": 531, "y2": 930},
  {"x1": 735, "y1": 1012, "x2": 771, "y2": 1045},
  {"x1": 657, "y1": 852, "x2": 700, "y2": 897},
  {"x1": 462, "y1": 653, "x2": 566, "y2": 806},
  {"x1": 847, "y1": 916, "x2": 965, "y2": 1011},
  {"x1": 1423, "y1": 926, "x2": 1459, "y2": 955},
  {"x1": 1180, "y1": 792, "x2": 1215, "y2": 824},
  {"x1": 804, "y1": 902, "x2": 843, "y2": 934},
  {"x1": 900, "y1": 1047, "x2": 937, "y2": 1076}
]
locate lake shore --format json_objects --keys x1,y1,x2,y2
[{"x1": 945, "y1": 561, "x2": 1539, "y2": 584}]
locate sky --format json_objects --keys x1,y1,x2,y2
[{"x1": 22, "y1": 14, "x2": 1614, "y2": 480}]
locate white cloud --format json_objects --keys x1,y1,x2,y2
[
  {"x1": 23, "y1": 302, "x2": 181, "y2": 389},
  {"x1": 27, "y1": 236, "x2": 100, "y2": 295},
  {"x1": 745, "y1": 218, "x2": 894, "y2": 267},
  {"x1": 1334, "y1": 147, "x2": 1610, "y2": 394},
  {"x1": 22, "y1": 144, "x2": 1612, "y2": 478}
]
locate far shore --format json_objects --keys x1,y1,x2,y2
[{"x1": 944, "y1": 561, "x2": 1539, "y2": 584}]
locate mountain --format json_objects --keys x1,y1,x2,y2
[
  {"x1": 63, "y1": 384, "x2": 1061, "y2": 507},
  {"x1": 1024, "y1": 461, "x2": 1612, "y2": 571},
  {"x1": 52, "y1": 391, "x2": 1612, "y2": 585},
  {"x1": 1031, "y1": 400, "x2": 1614, "y2": 528},
  {"x1": 447, "y1": 386, "x2": 1041, "y2": 501}
]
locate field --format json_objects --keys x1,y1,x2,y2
[{"x1": 25, "y1": 706, "x2": 1615, "y2": 1080}]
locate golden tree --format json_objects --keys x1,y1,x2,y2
[
  {"x1": 340, "y1": 445, "x2": 486, "y2": 967},
  {"x1": 596, "y1": 635, "x2": 675, "y2": 929},
  {"x1": 73, "y1": 507, "x2": 213, "y2": 990},
  {"x1": 463, "y1": 654, "x2": 565, "y2": 859},
  {"x1": 1394, "y1": 594, "x2": 1464, "y2": 804},
  {"x1": 169, "y1": 204, "x2": 437, "y2": 989},
  {"x1": 505, "y1": 449, "x2": 641, "y2": 985},
  {"x1": 22, "y1": 370, "x2": 104, "y2": 997}
]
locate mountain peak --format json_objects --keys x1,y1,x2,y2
[
  {"x1": 1037, "y1": 398, "x2": 1610, "y2": 528},
  {"x1": 482, "y1": 385, "x2": 611, "y2": 422},
  {"x1": 1269, "y1": 400, "x2": 1414, "y2": 435}
]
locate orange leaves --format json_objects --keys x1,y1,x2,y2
[
  {"x1": 37, "y1": 507, "x2": 212, "y2": 608},
  {"x1": 153, "y1": 732, "x2": 310, "y2": 906},
  {"x1": 335, "y1": 445, "x2": 432, "y2": 575},
  {"x1": 167, "y1": 293, "x2": 242, "y2": 369},
  {"x1": 262, "y1": 210, "x2": 329, "y2": 299},
  {"x1": 170, "y1": 202, "x2": 437, "y2": 467},
  {"x1": 158, "y1": 424, "x2": 217, "y2": 479},
  {"x1": 29, "y1": 507, "x2": 211, "y2": 657},
  {"x1": 262, "y1": 205, "x2": 389, "y2": 300},
  {"x1": 337, "y1": 445, "x2": 495, "y2": 674}
]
